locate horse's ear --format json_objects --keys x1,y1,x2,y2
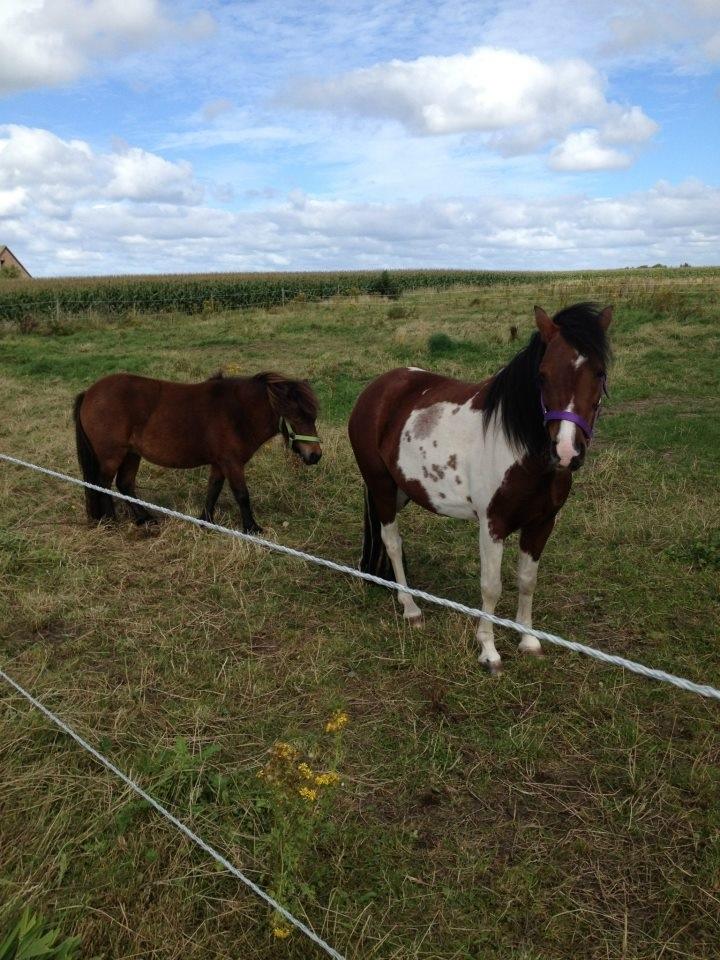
[
  {"x1": 599, "y1": 305, "x2": 613, "y2": 330},
  {"x1": 534, "y1": 306, "x2": 559, "y2": 343}
]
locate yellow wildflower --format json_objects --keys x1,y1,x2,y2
[
  {"x1": 325, "y1": 711, "x2": 349, "y2": 733},
  {"x1": 298, "y1": 786, "x2": 318, "y2": 802},
  {"x1": 314, "y1": 772, "x2": 340, "y2": 787},
  {"x1": 297, "y1": 762, "x2": 314, "y2": 780},
  {"x1": 272, "y1": 925, "x2": 291, "y2": 939},
  {"x1": 272, "y1": 742, "x2": 297, "y2": 761}
]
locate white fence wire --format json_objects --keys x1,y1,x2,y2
[
  {"x1": 0, "y1": 666, "x2": 346, "y2": 960},
  {"x1": 1, "y1": 449, "x2": 718, "y2": 957},
  {"x1": 2, "y1": 451, "x2": 719, "y2": 702}
]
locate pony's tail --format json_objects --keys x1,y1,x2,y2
[
  {"x1": 73, "y1": 393, "x2": 114, "y2": 522},
  {"x1": 359, "y1": 485, "x2": 393, "y2": 580}
]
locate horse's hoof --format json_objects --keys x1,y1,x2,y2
[
  {"x1": 482, "y1": 660, "x2": 504, "y2": 676},
  {"x1": 519, "y1": 646, "x2": 544, "y2": 659},
  {"x1": 404, "y1": 613, "x2": 424, "y2": 628},
  {"x1": 136, "y1": 516, "x2": 158, "y2": 527}
]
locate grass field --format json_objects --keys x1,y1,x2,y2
[{"x1": 1, "y1": 273, "x2": 719, "y2": 959}]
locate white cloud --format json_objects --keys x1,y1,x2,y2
[
  {"x1": 106, "y1": 147, "x2": 201, "y2": 204},
  {"x1": 609, "y1": 0, "x2": 720, "y2": 65},
  {"x1": 0, "y1": 0, "x2": 214, "y2": 96},
  {"x1": 549, "y1": 130, "x2": 632, "y2": 171},
  {"x1": 0, "y1": 187, "x2": 27, "y2": 217},
  {"x1": 282, "y1": 45, "x2": 658, "y2": 168},
  {"x1": 0, "y1": 125, "x2": 202, "y2": 216},
  {"x1": 0, "y1": 126, "x2": 718, "y2": 275}
]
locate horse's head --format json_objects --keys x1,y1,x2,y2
[
  {"x1": 534, "y1": 303, "x2": 612, "y2": 471},
  {"x1": 259, "y1": 373, "x2": 322, "y2": 465}
]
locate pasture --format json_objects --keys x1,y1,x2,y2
[{"x1": 1, "y1": 273, "x2": 719, "y2": 959}]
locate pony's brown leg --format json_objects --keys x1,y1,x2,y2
[
  {"x1": 116, "y1": 452, "x2": 154, "y2": 525},
  {"x1": 224, "y1": 463, "x2": 262, "y2": 534},
  {"x1": 94, "y1": 455, "x2": 125, "y2": 522},
  {"x1": 200, "y1": 466, "x2": 225, "y2": 522}
]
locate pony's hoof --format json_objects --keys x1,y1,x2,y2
[
  {"x1": 404, "y1": 613, "x2": 424, "y2": 628},
  {"x1": 481, "y1": 659, "x2": 504, "y2": 676},
  {"x1": 519, "y1": 646, "x2": 544, "y2": 658}
]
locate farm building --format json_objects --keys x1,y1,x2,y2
[{"x1": 0, "y1": 245, "x2": 31, "y2": 278}]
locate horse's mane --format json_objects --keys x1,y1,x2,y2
[
  {"x1": 482, "y1": 302, "x2": 611, "y2": 456},
  {"x1": 253, "y1": 371, "x2": 319, "y2": 421},
  {"x1": 206, "y1": 369, "x2": 318, "y2": 421}
]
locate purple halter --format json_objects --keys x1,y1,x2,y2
[{"x1": 541, "y1": 375, "x2": 607, "y2": 443}]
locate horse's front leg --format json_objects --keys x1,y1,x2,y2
[
  {"x1": 516, "y1": 518, "x2": 556, "y2": 657},
  {"x1": 477, "y1": 518, "x2": 504, "y2": 673},
  {"x1": 225, "y1": 463, "x2": 262, "y2": 534}
]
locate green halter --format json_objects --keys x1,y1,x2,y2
[{"x1": 279, "y1": 416, "x2": 320, "y2": 444}]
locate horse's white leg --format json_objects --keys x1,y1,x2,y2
[
  {"x1": 477, "y1": 519, "x2": 504, "y2": 673},
  {"x1": 380, "y1": 520, "x2": 423, "y2": 624},
  {"x1": 516, "y1": 550, "x2": 543, "y2": 656}
]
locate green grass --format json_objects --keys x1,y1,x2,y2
[{"x1": 1, "y1": 273, "x2": 719, "y2": 959}]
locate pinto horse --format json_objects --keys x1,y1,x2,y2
[
  {"x1": 348, "y1": 302, "x2": 612, "y2": 672},
  {"x1": 73, "y1": 371, "x2": 321, "y2": 531}
]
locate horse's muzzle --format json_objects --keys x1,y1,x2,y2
[
  {"x1": 548, "y1": 443, "x2": 586, "y2": 472},
  {"x1": 294, "y1": 442, "x2": 322, "y2": 465}
]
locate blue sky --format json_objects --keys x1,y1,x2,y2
[{"x1": 1, "y1": 0, "x2": 719, "y2": 276}]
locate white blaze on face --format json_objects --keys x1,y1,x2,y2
[
  {"x1": 555, "y1": 351, "x2": 586, "y2": 467},
  {"x1": 555, "y1": 404, "x2": 579, "y2": 467}
]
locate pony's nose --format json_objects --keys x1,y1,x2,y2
[
  {"x1": 570, "y1": 446, "x2": 586, "y2": 471},
  {"x1": 306, "y1": 450, "x2": 322, "y2": 465}
]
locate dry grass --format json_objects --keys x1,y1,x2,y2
[{"x1": 1, "y1": 274, "x2": 719, "y2": 959}]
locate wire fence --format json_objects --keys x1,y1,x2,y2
[
  {"x1": 0, "y1": 666, "x2": 346, "y2": 960},
  {"x1": 1, "y1": 449, "x2": 719, "y2": 956},
  {"x1": 2, "y1": 451, "x2": 719, "y2": 702}
]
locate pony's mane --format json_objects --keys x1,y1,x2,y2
[
  {"x1": 482, "y1": 302, "x2": 611, "y2": 456},
  {"x1": 253, "y1": 371, "x2": 319, "y2": 421},
  {"x1": 552, "y1": 302, "x2": 611, "y2": 368}
]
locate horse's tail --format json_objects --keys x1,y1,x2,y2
[
  {"x1": 359, "y1": 485, "x2": 393, "y2": 580},
  {"x1": 73, "y1": 393, "x2": 114, "y2": 522}
]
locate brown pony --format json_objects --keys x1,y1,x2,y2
[
  {"x1": 348, "y1": 303, "x2": 612, "y2": 672},
  {"x1": 73, "y1": 371, "x2": 321, "y2": 531}
]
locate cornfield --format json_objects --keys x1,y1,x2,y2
[{"x1": 0, "y1": 266, "x2": 715, "y2": 323}]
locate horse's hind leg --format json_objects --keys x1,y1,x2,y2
[
  {"x1": 93, "y1": 461, "x2": 119, "y2": 522},
  {"x1": 200, "y1": 465, "x2": 224, "y2": 522},
  {"x1": 115, "y1": 452, "x2": 154, "y2": 524},
  {"x1": 364, "y1": 475, "x2": 422, "y2": 624}
]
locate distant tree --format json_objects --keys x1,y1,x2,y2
[{"x1": 0, "y1": 264, "x2": 20, "y2": 280}]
